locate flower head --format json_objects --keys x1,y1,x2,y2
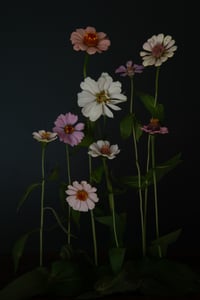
[
  {"x1": 70, "y1": 26, "x2": 111, "y2": 55},
  {"x1": 32, "y1": 130, "x2": 57, "y2": 143},
  {"x1": 78, "y1": 72, "x2": 127, "y2": 122},
  {"x1": 115, "y1": 60, "x2": 144, "y2": 77},
  {"x1": 140, "y1": 33, "x2": 177, "y2": 67},
  {"x1": 141, "y1": 118, "x2": 168, "y2": 134},
  {"x1": 53, "y1": 112, "x2": 85, "y2": 146},
  {"x1": 88, "y1": 140, "x2": 120, "y2": 159},
  {"x1": 66, "y1": 180, "x2": 99, "y2": 212}
]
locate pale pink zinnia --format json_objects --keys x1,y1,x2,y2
[
  {"x1": 141, "y1": 118, "x2": 168, "y2": 134},
  {"x1": 66, "y1": 180, "x2": 99, "y2": 212},
  {"x1": 140, "y1": 33, "x2": 177, "y2": 67},
  {"x1": 32, "y1": 130, "x2": 57, "y2": 143},
  {"x1": 70, "y1": 26, "x2": 111, "y2": 55},
  {"x1": 53, "y1": 112, "x2": 85, "y2": 146},
  {"x1": 88, "y1": 140, "x2": 120, "y2": 159},
  {"x1": 115, "y1": 60, "x2": 144, "y2": 77}
]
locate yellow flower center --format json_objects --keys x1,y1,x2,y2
[
  {"x1": 84, "y1": 33, "x2": 98, "y2": 47},
  {"x1": 64, "y1": 125, "x2": 74, "y2": 134},
  {"x1": 152, "y1": 44, "x2": 165, "y2": 58},
  {"x1": 96, "y1": 91, "x2": 109, "y2": 103},
  {"x1": 41, "y1": 132, "x2": 51, "y2": 140},
  {"x1": 76, "y1": 190, "x2": 88, "y2": 201},
  {"x1": 101, "y1": 145, "x2": 111, "y2": 155},
  {"x1": 147, "y1": 118, "x2": 161, "y2": 130}
]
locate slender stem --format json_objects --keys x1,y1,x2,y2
[
  {"x1": 102, "y1": 158, "x2": 119, "y2": 248},
  {"x1": 83, "y1": 53, "x2": 98, "y2": 265},
  {"x1": 40, "y1": 142, "x2": 46, "y2": 267},
  {"x1": 151, "y1": 135, "x2": 162, "y2": 257},
  {"x1": 129, "y1": 77, "x2": 145, "y2": 256},
  {"x1": 90, "y1": 210, "x2": 98, "y2": 265},
  {"x1": 44, "y1": 206, "x2": 71, "y2": 236},
  {"x1": 66, "y1": 144, "x2": 71, "y2": 245},
  {"x1": 83, "y1": 53, "x2": 89, "y2": 78},
  {"x1": 154, "y1": 67, "x2": 160, "y2": 106}
]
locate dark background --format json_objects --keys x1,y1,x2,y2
[{"x1": 1, "y1": 1, "x2": 194, "y2": 261}]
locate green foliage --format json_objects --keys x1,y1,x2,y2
[
  {"x1": 12, "y1": 229, "x2": 39, "y2": 272},
  {"x1": 17, "y1": 182, "x2": 41, "y2": 212}
]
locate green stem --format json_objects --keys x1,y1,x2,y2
[
  {"x1": 66, "y1": 144, "x2": 71, "y2": 245},
  {"x1": 83, "y1": 53, "x2": 89, "y2": 78},
  {"x1": 151, "y1": 135, "x2": 162, "y2": 258},
  {"x1": 90, "y1": 210, "x2": 98, "y2": 266},
  {"x1": 40, "y1": 143, "x2": 46, "y2": 267},
  {"x1": 129, "y1": 77, "x2": 145, "y2": 256},
  {"x1": 102, "y1": 158, "x2": 119, "y2": 248}
]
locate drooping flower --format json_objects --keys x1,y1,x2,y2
[
  {"x1": 66, "y1": 180, "x2": 99, "y2": 212},
  {"x1": 141, "y1": 118, "x2": 168, "y2": 134},
  {"x1": 53, "y1": 112, "x2": 85, "y2": 146},
  {"x1": 70, "y1": 26, "x2": 111, "y2": 55},
  {"x1": 115, "y1": 60, "x2": 144, "y2": 77},
  {"x1": 32, "y1": 130, "x2": 57, "y2": 143},
  {"x1": 88, "y1": 140, "x2": 120, "y2": 160},
  {"x1": 140, "y1": 33, "x2": 177, "y2": 67},
  {"x1": 78, "y1": 72, "x2": 127, "y2": 122}
]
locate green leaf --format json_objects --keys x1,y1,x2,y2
[
  {"x1": 119, "y1": 175, "x2": 146, "y2": 189},
  {"x1": 48, "y1": 260, "x2": 87, "y2": 297},
  {"x1": 109, "y1": 247, "x2": 126, "y2": 274},
  {"x1": 91, "y1": 164, "x2": 104, "y2": 183},
  {"x1": 17, "y1": 182, "x2": 41, "y2": 212},
  {"x1": 149, "y1": 228, "x2": 182, "y2": 257},
  {"x1": 137, "y1": 92, "x2": 164, "y2": 121},
  {"x1": 120, "y1": 113, "x2": 134, "y2": 139},
  {"x1": 0, "y1": 267, "x2": 49, "y2": 300},
  {"x1": 47, "y1": 165, "x2": 60, "y2": 181},
  {"x1": 12, "y1": 229, "x2": 39, "y2": 272},
  {"x1": 145, "y1": 152, "x2": 182, "y2": 185}
]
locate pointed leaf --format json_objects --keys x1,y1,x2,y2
[
  {"x1": 91, "y1": 164, "x2": 104, "y2": 183},
  {"x1": 0, "y1": 267, "x2": 48, "y2": 300},
  {"x1": 149, "y1": 228, "x2": 182, "y2": 257},
  {"x1": 17, "y1": 182, "x2": 41, "y2": 212},
  {"x1": 109, "y1": 247, "x2": 126, "y2": 274},
  {"x1": 12, "y1": 229, "x2": 39, "y2": 272},
  {"x1": 137, "y1": 92, "x2": 164, "y2": 121},
  {"x1": 120, "y1": 113, "x2": 134, "y2": 139}
]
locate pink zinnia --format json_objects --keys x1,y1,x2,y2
[
  {"x1": 53, "y1": 112, "x2": 85, "y2": 146},
  {"x1": 70, "y1": 26, "x2": 111, "y2": 55},
  {"x1": 141, "y1": 118, "x2": 168, "y2": 135}
]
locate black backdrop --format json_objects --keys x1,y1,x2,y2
[{"x1": 0, "y1": 2, "x2": 193, "y2": 259}]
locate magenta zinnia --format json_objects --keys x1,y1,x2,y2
[
  {"x1": 53, "y1": 112, "x2": 85, "y2": 146},
  {"x1": 115, "y1": 60, "x2": 144, "y2": 77},
  {"x1": 141, "y1": 118, "x2": 168, "y2": 134}
]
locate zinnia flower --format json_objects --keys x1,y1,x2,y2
[
  {"x1": 32, "y1": 130, "x2": 57, "y2": 143},
  {"x1": 88, "y1": 140, "x2": 120, "y2": 159},
  {"x1": 53, "y1": 112, "x2": 85, "y2": 146},
  {"x1": 141, "y1": 118, "x2": 168, "y2": 134},
  {"x1": 78, "y1": 72, "x2": 127, "y2": 122},
  {"x1": 66, "y1": 180, "x2": 99, "y2": 212},
  {"x1": 140, "y1": 33, "x2": 177, "y2": 67},
  {"x1": 115, "y1": 60, "x2": 144, "y2": 77},
  {"x1": 70, "y1": 26, "x2": 111, "y2": 55}
]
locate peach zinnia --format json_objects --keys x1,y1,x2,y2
[{"x1": 70, "y1": 26, "x2": 111, "y2": 55}]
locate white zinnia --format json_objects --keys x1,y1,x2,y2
[
  {"x1": 32, "y1": 130, "x2": 57, "y2": 143},
  {"x1": 65, "y1": 180, "x2": 99, "y2": 212},
  {"x1": 140, "y1": 33, "x2": 177, "y2": 67},
  {"x1": 77, "y1": 72, "x2": 127, "y2": 122},
  {"x1": 88, "y1": 140, "x2": 120, "y2": 159}
]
